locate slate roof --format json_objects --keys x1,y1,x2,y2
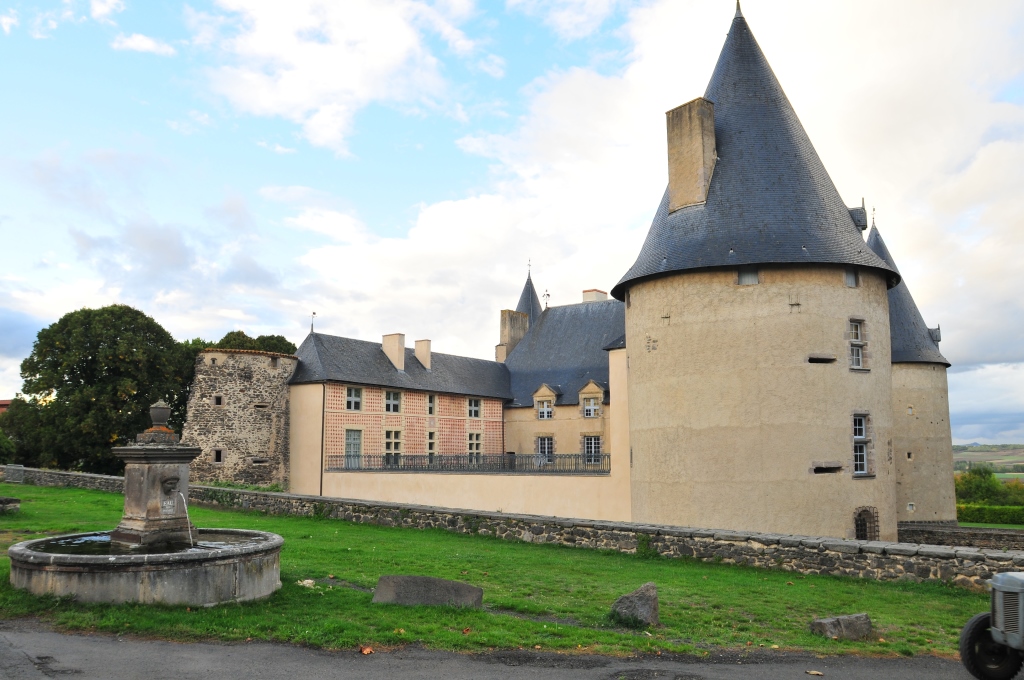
[
  {"x1": 611, "y1": 9, "x2": 898, "y2": 301},
  {"x1": 866, "y1": 226, "x2": 950, "y2": 366},
  {"x1": 516, "y1": 272, "x2": 543, "y2": 326},
  {"x1": 289, "y1": 333, "x2": 512, "y2": 399},
  {"x1": 504, "y1": 299, "x2": 625, "y2": 407}
]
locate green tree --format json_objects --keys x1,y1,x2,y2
[
  {"x1": 954, "y1": 465, "x2": 1006, "y2": 505},
  {"x1": 215, "y1": 330, "x2": 296, "y2": 355},
  {"x1": 4, "y1": 305, "x2": 194, "y2": 473},
  {"x1": 0, "y1": 427, "x2": 14, "y2": 464}
]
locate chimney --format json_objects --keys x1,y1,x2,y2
[
  {"x1": 495, "y1": 309, "x2": 529, "y2": 363},
  {"x1": 582, "y1": 289, "x2": 608, "y2": 303},
  {"x1": 666, "y1": 97, "x2": 716, "y2": 212},
  {"x1": 414, "y1": 339, "x2": 431, "y2": 370},
  {"x1": 382, "y1": 333, "x2": 405, "y2": 371}
]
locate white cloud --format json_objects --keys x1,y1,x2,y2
[
  {"x1": 477, "y1": 53, "x2": 506, "y2": 78},
  {"x1": 257, "y1": 141, "x2": 297, "y2": 154},
  {"x1": 111, "y1": 33, "x2": 177, "y2": 56},
  {"x1": 189, "y1": 0, "x2": 481, "y2": 153},
  {"x1": 90, "y1": 0, "x2": 124, "y2": 23},
  {"x1": 0, "y1": 9, "x2": 17, "y2": 35},
  {"x1": 507, "y1": 0, "x2": 622, "y2": 40}
]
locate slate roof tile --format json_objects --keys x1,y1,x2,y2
[
  {"x1": 504, "y1": 299, "x2": 625, "y2": 407},
  {"x1": 611, "y1": 11, "x2": 898, "y2": 300},
  {"x1": 289, "y1": 333, "x2": 512, "y2": 399},
  {"x1": 866, "y1": 226, "x2": 949, "y2": 366}
]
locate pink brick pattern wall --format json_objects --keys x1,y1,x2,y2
[{"x1": 322, "y1": 384, "x2": 503, "y2": 460}]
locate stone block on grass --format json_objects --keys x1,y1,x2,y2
[
  {"x1": 611, "y1": 582, "x2": 659, "y2": 627},
  {"x1": 371, "y1": 575, "x2": 482, "y2": 608},
  {"x1": 0, "y1": 497, "x2": 20, "y2": 513},
  {"x1": 810, "y1": 613, "x2": 872, "y2": 640}
]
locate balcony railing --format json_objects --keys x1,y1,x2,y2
[{"x1": 324, "y1": 453, "x2": 610, "y2": 475}]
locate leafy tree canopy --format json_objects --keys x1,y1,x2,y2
[
  {"x1": 0, "y1": 305, "x2": 195, "y2": 473},
  {"x1": 0, "y1": 427, "x2": 14, "y2": 464},
  {"x1": 214, "y1": 330, "x2": 297, "y2": 355}
]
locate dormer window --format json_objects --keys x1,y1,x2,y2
[
  {"x1": 583, "y1": 397, "x2": 599, "y2": 418},
  {"x1": 538, "y1": 400, "x2": 553, "y2": 420}
]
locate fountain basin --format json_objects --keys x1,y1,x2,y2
[{"x1": 8, "y1": 529, "x2": 283, "y2": 606}]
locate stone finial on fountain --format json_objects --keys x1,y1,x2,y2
[{"x1": 135, "y1": 400, "x2": 180, "y2": 445}]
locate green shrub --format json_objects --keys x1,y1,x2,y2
[{"x1": 957, "y1": 504, "x2": 1024, "y2": 525}]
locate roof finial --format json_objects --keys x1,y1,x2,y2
[
  {"x1": 735, "y1": 0, "x2": 743, "y2": 18},
  {"x1": 528, "y1": 258, "x2": 531, "y2": 274},
  {"x1": 310, "y1": 311, "x2": 317, "y2": 333},
  {"x1": 871, "y1": 207, "x2": 876, "y2": 228},
  {"x1": 542, "y1": 289, "x2": 550, "y2": 310}
]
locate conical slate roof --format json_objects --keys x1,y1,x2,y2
[
  {"x1": 611, "y1": 9, "x2": 898, "y2": 300},
  {"x1": 865, "y1": 226, "x2": 949, "y2": 366},
  {"x1": 516, "y1": 272, "x2": 543, "y2": 326}
]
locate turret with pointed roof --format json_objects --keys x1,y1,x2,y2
[
  {"x1": 611, "y1": 6, "x2": 897, "y2": 300},
  {"x1": 866, "y1": 226, "x2": 949, "y2": 366},
  {"x1": 516, "y1": 272, "x2": 543, "y2": 326}
]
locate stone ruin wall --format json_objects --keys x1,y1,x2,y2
[{"x1": 181, "y1": 349, "x2": 297, "y2": 488}]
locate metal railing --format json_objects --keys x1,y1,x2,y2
[{"x1": 324, "y1": 453, "x2": 610, "y2": 474}]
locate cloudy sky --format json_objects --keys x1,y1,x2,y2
[{"x1": 0, "y1": 0, "x2": 1022, "y2": 443}]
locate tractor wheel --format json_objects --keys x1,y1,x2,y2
[{"x1": 961, "y1": 612, "x2": 1024, "y2": 680}]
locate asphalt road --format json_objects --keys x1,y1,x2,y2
[{"x1": 0, "y1": 620, "x2": 978, "y2": 680}]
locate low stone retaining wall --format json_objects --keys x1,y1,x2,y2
[
  {"x1": 5, "y1": 465, "x2": 1022, "y2": 590},
  {"x1": 898, "y1": 523, "x2": 1024, "y2": 551}
]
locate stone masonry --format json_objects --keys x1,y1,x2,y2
[
  {"x1": 6, "y1": 464, "x2": 1024, "y2": 592},
  {"x1": 181, "y1": 349, "x2": 297, "y2": 487}
]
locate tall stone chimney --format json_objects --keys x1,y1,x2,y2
[
  {"x1": 382, "y1": 333, "x2": 405, "y2": 371},
  {"x1": 414, "y1": 339, "x2": 431, "y2": 370},
  {"x1": 495, "y1": 310, "x2": 529, "y2": 363},
  {"x1": 582, "y1": 289, "x2": 608, "y2": 303},
  {"x1": 666, "y1": 97, "x2": 716, "y2": 212}
]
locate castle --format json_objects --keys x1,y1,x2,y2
[{"x1": 182, "y1": 7, "x2": 956, "y2": 541}]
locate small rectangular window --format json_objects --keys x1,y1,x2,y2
[
  {"x1": 427, "y1": 431, "x2": 436, "y2": 462},
  {"x1": 468, "y1": 398, "x2": 481, "y2": 418},
  {"x1": 583, "y1": 397, "x2": 599, "y2": 418},
  {"x1": 850, "y1": 345, "x2": 863, "y2": 368},
  {"x1": 385, "y1": 391, "x2": 401, "y2": 413},
  {"x1": 213, "y1": 395, "x2": 223, "y2": 406},
  {"x1": 849, "y1": 321, "x2": 862, "y2": 341},
  {"x1": 468, "y1": 432, "x2": 481, "y2": 463},
  {"x1": 210, "y1": 358, "x2": 217, "y2": 366},
  {"x1": 584, "y1": 436, "x2": 601, "y2": 464},
  {"x1": 385, "y1": 430, "x2": 401, "y2": 466},
  {"x1": 537, "y1": 436, "x2": 554, "y2": 463},
  {"x1": 213, "y1": 448, "x2": 223, "y2": 463},
  {"x1": 538, "y1": 400, "x2": 553, "y2": 420},
  {"x1": 737, "y1": 268, "x2": 759, "y2": 285},
  {"x1": 427, "y1": 394, "x2": 435, "y2": 415},
  {"x1": 270, "y1": 357, "x2": 279, "y2": 368},
  {"x1": 853, "y1": 443, "x2": 867, "y2": 474},
  {"x1": 853, "y1": 415, "x2": 866, "y2": 439},
  {"x1": 845, "y1": 269, "x2": 858, "y2": 288},
  {"x1": 346, "y1": 387, "x2": 362, "y2": 411}
]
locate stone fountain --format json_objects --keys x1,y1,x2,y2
[{"x1": 8, "y1": 403, "x2": 283, "y2": 605}]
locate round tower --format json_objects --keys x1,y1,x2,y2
[
  {"x1": 867, "y1": 226, "x2": 956, "y2": 524},
  {"x1": 611, "y1": 9, "x2": 901, "y2": 540}
]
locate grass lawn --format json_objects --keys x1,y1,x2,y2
[{"x1": 0, "y1": 483, "x2": 986, "y2": 658}]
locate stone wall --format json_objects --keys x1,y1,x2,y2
[
  {"x1": 181, "y1": 349, "x2": 297, "y2": 488},
  {"x1": 2, "y1": 466, "x2": 124, "y2": 493},
  {"x1": 4, "y1": 464, "x2": 1019, "y2": 591},
  {"x1": 898, "y1": 522, "x2": 1024, "y2": 551}
]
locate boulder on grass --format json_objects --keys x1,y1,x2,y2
[
  {"x1": 611, "y1": 582, "x2": 659, "y2": 627},
  {"x1": 371, "y1": 575, "x2": 482, "y2": 608},
  {"x1": 0, "y1": 497, "x2": 20, "y2": 514},
  {"x1": 810, "y1": 613, "x2": 872, "y2": 640}
]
